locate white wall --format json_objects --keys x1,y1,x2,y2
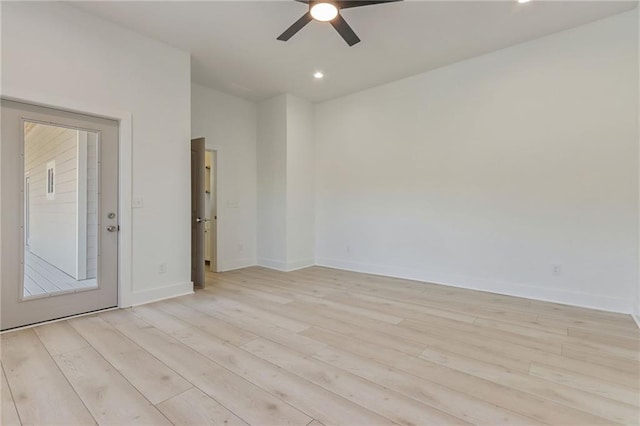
[
  {"x1": 24, "y1": 124, "x2": 79, "y2": 277},
  {"x1": 315, "y1": 11, "x2": 639, "y2": 313},
  {"x1": 257, "y1": 95, "x2": 288, "y2": 267},
  {"x1": 256, "y1": 94, "x2": 315, "y2": 270},
  {"x1": 2, "y1": 1, "x2": 192, "y2": 304},
  {"x1": 286, "y1": 95, "x2": 315, "y2": 268},
  {"x1": 192, "y1": 83, "x2": 258, "y2": 271}
]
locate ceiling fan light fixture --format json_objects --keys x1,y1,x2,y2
[
  {"x1": 278, "y1": 0, "x2": 402, "y2": 46},
  {"x1": 310, "y1": 2, "x2": 339, "y2": 22}
]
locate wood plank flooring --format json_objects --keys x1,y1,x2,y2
[{"x1": 2, "y1": 266, "x2": 639, "y2": 425}]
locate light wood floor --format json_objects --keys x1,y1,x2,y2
[{"x1": 2, "y1": 266, "x2": 639, "y2": 425}]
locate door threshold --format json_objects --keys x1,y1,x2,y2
[{"x1": 0, "y1": 306, "x2": 119, "y2": 334}]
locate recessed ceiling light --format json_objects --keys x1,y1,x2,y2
[
  {"x1": 313, "y1": 71, "x2": 324, "y2": 79},
  {"x1": 310, "y1": 3, "x2": 339, "y2": 22},
  {"x1": 518, "y1": 0, "x2": 531, "y2": 3}
]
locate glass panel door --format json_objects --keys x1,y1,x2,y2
[{"x1": 1, "y1": 100, "x2": 119, "y2": 330}]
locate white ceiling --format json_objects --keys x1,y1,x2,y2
[{"x1": 71, "y1": 1, "x2": 636, "y2": 102}]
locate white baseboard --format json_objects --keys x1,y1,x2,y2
[
  {"x1": 220, "y1": 257, "x2": 257, "y2": 272},
  {"x1": 258, "y1": 257, "x2": 315, "y2": 272},
  {"x1": 315, "y1": 257, "x2": 630, "y2": 314},
  {"x1": 131, "y1": 281, "x2": 194, "y2": 306},
  {"x1": 284, "y1": 258, "x2": 315, "y2": 271},
  {"x1": 215, "y1": 255, "x2": 633, "y2": 315},
  {"x1": 257, "y1": 258, "x2": 288, "y2": 270}
]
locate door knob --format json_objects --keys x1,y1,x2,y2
[
  {"x1": 196, "y1": 217, "x2": 203, "y2": 223},
  {"x1": 107, "y1": 225, "x2": 118, "y2": 232}
]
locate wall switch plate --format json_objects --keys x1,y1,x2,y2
[{"x1": 132, "y1": 197, "x2": 143, "y2": 208}]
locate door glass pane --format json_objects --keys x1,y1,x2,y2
[{"x1": 23, "y1": 121, "x2": 99, "y2": 299}]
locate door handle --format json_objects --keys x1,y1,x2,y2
[
  {"x1": 107, "y1": 225, "x2": 118, "y2": 232},
  {"x1": 196, "y1": 217, "x2": 203, "y2": 223}
]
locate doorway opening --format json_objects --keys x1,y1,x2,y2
[
  {"x1": 205, "y1": 149, "x2": 218, "y2": 273},
  {"x1": 191, "y1": 139, "x2": 218, "y2": 289}
]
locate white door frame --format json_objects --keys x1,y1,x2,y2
[
  {"x1": 206, "y1": 144, "x2": 222, "y2": 273},
  {"x1": 205, "y1": 148, "x2": 218, "y2": 272},
  {"x1": 2, "y1": 89, "x2": 133, "y2": 308}
]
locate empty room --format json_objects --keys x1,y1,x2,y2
[{"x1": 1, "y1": 1, "x2": 639, "y2": 425}]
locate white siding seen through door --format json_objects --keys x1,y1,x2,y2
[{"x1": 24, "y1": 123, "x2": 79, "y2": 278}]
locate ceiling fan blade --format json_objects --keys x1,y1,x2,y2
[
  {"x1": 330, "y1": 14, "x2": 360, "y2": 46},
  {"x1": 338, "y1": 0, "x2": 403, "y2": 9},
  {"x1": 277, "y1": 12, "x2": 313, "y2": 41},
  {"x1": 294, "y1": 0, "x2": 310, "y2": 3}
]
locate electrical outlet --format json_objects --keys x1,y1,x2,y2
[
  {"x1": 238, "y1": 244, "x2": 244, "y2": 253},
  {"x1": 159, "y1": 263, "x2": 167, "y2": 274},
  {"x1": 346, "y1": 245, "x2": 351, "y2": 254},
  {"x1": 552, "y1": 264, "x2": 562, "y2": 276}
]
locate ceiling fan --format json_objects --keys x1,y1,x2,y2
[{"x1": 277, "y1": 0, "x2": 403, "y2": 47}]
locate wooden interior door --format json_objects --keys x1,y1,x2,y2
[{"x1": 191, "y1": 138, "x2": 205, "y2": 288}]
